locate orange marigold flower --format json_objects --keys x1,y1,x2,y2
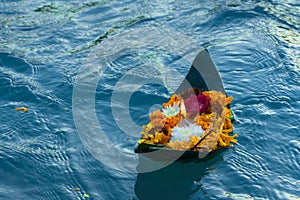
[
  {"x1": 149, "y1": 110, "x2": 164, "y2": 121},
  {"x1": 194, "y1": 113, "x2": 211, "y2": 130},
  {"x1": 165, "y1": 115, "x2": 181, "y2": 128},
  {"x1": 226, "y1": 96, "x2": 233, "y2": 105},
  {"x1": 162, "y1": 94, "x2": 180, "y2": 107},
  {"x1": 149, "y1": 110, "x2": 165, "y2": 128}
]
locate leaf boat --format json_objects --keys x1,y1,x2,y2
[{"x1": 134, "y1": 49, "x2": 237, "y2": 161}]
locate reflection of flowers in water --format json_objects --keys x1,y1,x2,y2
[
  {"x1": 162, "y1": 103, "x2": 180, "y2": 117},
  {"x1": 171, "y1": 122, "x2": 203, "y2": 142},
  {"x1": 184, "y1": 94, "x2": 210, "y2": 114}
]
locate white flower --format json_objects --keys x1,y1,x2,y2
[
  {"x1": 162, "y1": 103, "x2": 180, "y2": 117},
  {"x1": 171, "y1": 122, "x2": 204, "y2": 142}
]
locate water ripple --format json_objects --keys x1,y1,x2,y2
[{"x1": 0, "y1": 0, "x2": 300, "y2": 199}]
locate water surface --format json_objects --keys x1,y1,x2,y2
[{"x1": 0, "y1": 0, "x2": 299, "y2": 199}]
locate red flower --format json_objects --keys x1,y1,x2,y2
[{"x1": 184, "y1": 93, "x2": 210, "y2": 114}]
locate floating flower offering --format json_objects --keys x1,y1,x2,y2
[{"x1": 135, "y1": 87, "x2": 237, "y2": 158}]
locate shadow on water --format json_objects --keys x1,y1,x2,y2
[{"x1": 134, "y1": 150, "x2": 226, "y2": 200}]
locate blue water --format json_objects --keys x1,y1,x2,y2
[{"x1": 1, "y1": 1, "x2": 300, "y2": 199}]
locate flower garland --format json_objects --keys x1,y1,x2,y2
[{"x1": 138, "y1": 88, "x2": 238, "y2": 152}]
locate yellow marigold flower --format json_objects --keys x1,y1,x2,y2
[
  {"x1": 167, "y1": 140, "x2": 191, "y2": 150},
  {"x1": 219, "y1": 133, "x2": 238, "y2": 146},
  {"x1": 218, "y1": 137, "x2": 227, "y2": 147},
  {"x1": 138, "y1": 139, "x2": 146, "y2": 144}
]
